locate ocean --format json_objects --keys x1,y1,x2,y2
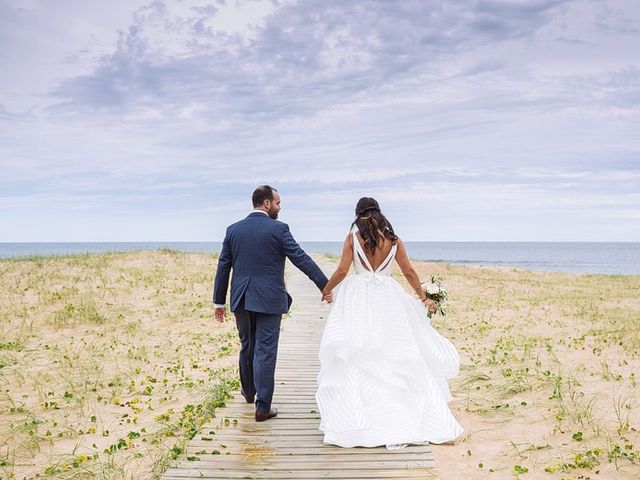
[{"x1": 1, "y1": 241, "x2": 639, "y2": 275}]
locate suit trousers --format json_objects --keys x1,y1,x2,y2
[{"x1": 234, "y1": 299, "x2": 282, "y2": 413}]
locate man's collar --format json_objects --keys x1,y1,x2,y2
[{"x1": 249, "y1": 210, "x2": 269, "y2": 216}]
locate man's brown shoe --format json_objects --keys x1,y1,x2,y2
[
  {"x1": 255, "y1": 408, "x2": 278, "y2": 422},
  {"x1": 241, "y1": 389, "x2": 254, "y2": 404}
]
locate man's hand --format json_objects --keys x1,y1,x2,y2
[{"x1": 214, "y1": 307, "x2": 226, "y2": 323}]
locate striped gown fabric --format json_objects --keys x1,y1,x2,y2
[{"x1": 315, "y1": 228, "x2": 464, "y2": 447}]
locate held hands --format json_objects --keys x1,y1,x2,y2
[
  {"x1": 214, "y1": 306, "x2": 226, "y2": 323},
  {"x1": 321, "y1": 288, "x2": 333, "y2": 303}
]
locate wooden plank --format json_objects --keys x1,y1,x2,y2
[
  {"x1": 186, "y1": 441, "x2": 428, "y2": 450},
  {"x1": 185, "y1": 446, "x2": 433, "y2": 456},
  {"x1": 196, "y1": 428, "x2": 324, "y2": 436},
  {"x1": 210, "y1": 413, "x2": 321, "y2": 420},
  {"x1": 184, "y1": 451, "x2": 434, "y2": 461},
  {"x1": 163, "y1": 469, "x2": 437, "y2": 479},
  {"x1": 174, "y1": 460, "x2": 437, "y2": 470},
  {"x1": 199, "y1": 422, "x2": 322, "y2": 431}
]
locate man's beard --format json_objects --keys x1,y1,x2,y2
[{"x1": 268, "y1": 209, "x2": 278, "y2": 219}]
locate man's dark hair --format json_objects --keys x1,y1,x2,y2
[{"x1": 252, "y1": 185, "x2": 278, "y2": 207}]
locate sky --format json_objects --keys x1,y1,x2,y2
[{"x1": 0, "y1": 0, "x2": 639, "y2": 242}]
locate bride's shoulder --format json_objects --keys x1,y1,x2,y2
[
  {"x1": 394, "y1": 237, "x2": 409, "y2": 256},
  {"x1": 392, "y1": 235, "x2": 404, "y2": 249},
  {"x1": 344, "y1": 230, "x2": 354, "y2": 244}
]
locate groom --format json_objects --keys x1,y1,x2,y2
[{"x1": 213, "y1": 185, "x2": 329, "y2": 421}]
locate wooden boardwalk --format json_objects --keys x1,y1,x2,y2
[{"x1": 162, "y1": 259, "x2": 438, "y2": 479}]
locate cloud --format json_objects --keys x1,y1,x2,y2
[
  {"x1": 0, "y1": 0, "x2": 639, "y2": 241},
  {"x1": 50, "y1": 0, "x2": 567, "y2": 118}
]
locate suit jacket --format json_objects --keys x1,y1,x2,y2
[{"x1": 213, "y1": 212, "x2": 328, "y2": 314}]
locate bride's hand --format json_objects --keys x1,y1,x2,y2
[{"x1": 423, "y1": 298, "x2": 437, "y2": 314}]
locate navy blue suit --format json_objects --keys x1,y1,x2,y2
[{"x1": 213, "y1": 211, "x2": 328, "y2": 412}]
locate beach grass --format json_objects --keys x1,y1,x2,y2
[
  {"x1": 1, "y1": 251, "x2": 638, "y2": 479},
  {"x1": 0, "y1": 251, "x2": 238, "y2": 480},
  {"x1": 396, "y1": 261, "x2": 640, "y2": 479}
]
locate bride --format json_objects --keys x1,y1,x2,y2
[{"x1": 316, "y1": 197, "x2": 463, "y2": 448}]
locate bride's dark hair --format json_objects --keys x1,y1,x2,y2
[{"x1": 352, "y1": 197, "x2": 398, "y2": 254}]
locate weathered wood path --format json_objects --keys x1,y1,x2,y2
[{"x1": 162, "y1": 258, "x2": 438, "y2": 479}]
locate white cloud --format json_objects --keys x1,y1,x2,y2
[{"x1": 0, "y1": 0, "x2": 639, "y2": 241}]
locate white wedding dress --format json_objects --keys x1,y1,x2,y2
[{"x1": 315, "y1": 227, "x2": 464, "y2": 447}]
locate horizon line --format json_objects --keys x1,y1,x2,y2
[{"x1": 1, "y1": 240, "x2": 639, "y2": 244}]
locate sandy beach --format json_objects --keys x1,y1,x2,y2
[
  {"x1": 1, "y1": 251, "x2": 638, "y2": 479},
  {"x1": 403, "y1": 260, "x2": 640, "y2": 479}
]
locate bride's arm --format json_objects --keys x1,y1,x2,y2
[
  {"x1": 395, "y1": 238, "x2": 430, "y2": 303},
  {"x1": 322, "y1": 234, "x2": 353, "y2": 297}
]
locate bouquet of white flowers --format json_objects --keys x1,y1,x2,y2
[{"x1": 420, "y1": 276, "x2": 448, "y2": 318}]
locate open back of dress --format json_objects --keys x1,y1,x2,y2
[{"x1": 351, "y1": 226, "x2": 397, "y2": 276}]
